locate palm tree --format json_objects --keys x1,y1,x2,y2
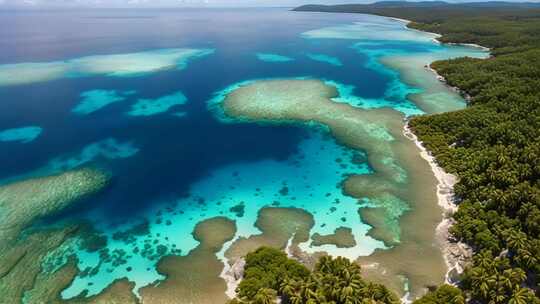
[
  {"x1": 253, "y1": 288, "x2": 277, "y2": 304},
  {"x1": 508, "y1": 287, "x2": 530, "y2": 304},
  {"x1": 517, "y1": 248, "x2": 537, "y2": 268},
  {"x1": 500, "y1": 270, "x2": 514, "y2": 290},
  {"x1": 280, "y1": 278, "x2": 298, "y2": 297},
  {"x1": 470, "y1": 268, "x2": 495, "y2": 300},
  {"x1": 449, "y1": 293, "x2": 465, "y2": 304},
  {"x1": 374, "y1": 287, "x2": 400, "y2": 304},
  {"x1": 511, "y1": 269, "x2": 527, "y2": 285},
  {"x1": 474, "y1": 250, "x2": 496, "y2": 271},
  {"x1": 506, "y1": 231, "x2": 527, "y2": 251},
  {"x1": 288, "y1": 292, "x2": 303, "y2": 304}
]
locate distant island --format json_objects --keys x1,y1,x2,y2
[{"x1": 294, "y1": 1, "x2": 540, "y2": 13}]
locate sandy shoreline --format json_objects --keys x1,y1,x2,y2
[
  {"x1": 217, "y1": 236, "x2": 243, "y2": 299},
  {"x1": 388, "y1": 16, "x2": 491, "y2": 52},
  {"x1": 395, "y1": 19, "x2": 491, "y2": 283},
  {"x1": 219, "y1": 257, "x2": 244, "y2": 299},
  {"x1": 387, "y1": 16, "x2": 413, "y2": 24},
  {"x1": 426, "y1": 65, "x2": 473, "y2": 103},
  {"x1": 403, "y1": 124, "x2": 472, "y2": 284}
]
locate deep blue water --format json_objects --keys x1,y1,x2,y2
[{"x1": 0, "y1": 9, "x2": 387, "y2": 217}]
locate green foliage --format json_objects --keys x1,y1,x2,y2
[
  {"x1": 230, "y1": 247, "x2": 399, "y2": 304},
  {"x1": 394, "y1": 5, "x2": 540, "y2": 304},
  {"x1": 412, "y1": 285, "x2": 464, "y2": 304},
  {"x1": 407, "y1": 12, "x2": 540, "y2": 303},
  {"x1": 236, "y1": 247, "x2": 310, "y2": 300}
]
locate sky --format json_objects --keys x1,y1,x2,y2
[{"x1": 0, "y1": 0, "x2": 539, "y2": 9}]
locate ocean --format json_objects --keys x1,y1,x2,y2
[{"x1": 0, "y1": 8, "x2": 488, "y2": 300}]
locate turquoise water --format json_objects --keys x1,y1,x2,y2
[
  {"x1": 127, "y1": 91, "x2": 188, "y2": 116},
  {"x1": 0, "y1": 126, "x2": 42, "y2": 143},
  {"x1": 256, "y1": 53, "x2": 295, "y2": 62},
  {"x1": 0, "y1": 9, "x2": 488, "y2": 299},
  {"x1": 73, "y1": 90, "x2": 136, "y2": 115},
  {"x1": 306, "y1": 53, "x2": 343, "y2": 66},
  {"x1": 62, "y1": 131, "x2": 382, "y2": 297},
  {"x1": 0, "y1": 48, "x2": 214, "y2": 86}
]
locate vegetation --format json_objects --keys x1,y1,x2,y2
[
  {"x1": 412, "y1": 285, "x2": 464, "y2": 304},
  {"x1": 295, "y1": 2, "x2": 540, "y2": 303},
  {"x1": 235, "y1": 247, "x2": 310, "y2": 300},
  {"x1": 228, "y1": 247, "x2": 400, "y2": 304}
]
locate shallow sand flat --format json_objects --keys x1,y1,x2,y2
[
  {"x1": 225, "y1": 207, "x2": 314, "y2": 262},
  {"x1": 311, "y1": 227, "x2": 357, "y2": 248},
  {"x1": 0, "y1": 168, "x2": 110, "y2": 245},
  {"x1": 379, "y1": 48, "x2": 488, "y2": 114},
  {"x1": 139, "y1": 217, "x2": 236, "y2": 304},
  {"x1": 221, "y1": 79, "x2": 445, "y2": 298},
  {"x1": 380, "y1": 55, "x2": 466, "y2": 114},
  {"x1": 347, "y1": 124, "x2": 446, "y2": 298}
]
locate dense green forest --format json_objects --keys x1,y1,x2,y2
[
  {"x1": 296, "y1": 3, "x2": 540, "y2": 303},
  {"x1": 227, "y1": 247, "x2": 402, "y2": 304}
]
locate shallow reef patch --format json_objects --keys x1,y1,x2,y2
[
  {"x1": 127, "y1": 91, "x2": 187, "y2": 117},
  {"x1": 301, "y1": 17, "x2": 438, "y2": 42},
  {"x1": 256, "y1": 53, "x2": 294, "y2": 63},
  {"x1": 0, "y1": 48, "x2": 214, "y2": 86},
  {"x1": 378, "y1": 47, "x2": 488, "y2": 114},
  {"x1": 302, "y1": 21, "x2": 488, "y2": 115},
  {"x1": 48, "y1": 137, "x2": 139, "y2": 172},
  {"x1": 306, "y1": 53, "x2": 343, "y2": 66},
  {"x1": 358, "y1": 193, "x2": 411, "y2": 246},
  {"x1": 0, "y1": 225, "x2": 80, "y2": 303},
  {"x1": 320, "y1": 79, "x2": 422, "y2": 116},
  {"x1": 0, "y1": 126, "x2": 42, "y2": 144},
  {"x1": 72, "y1": 90, "x2": 136, "y2": 115},
  {"x1": 0, "y1": 167, "x2": 111, "y2": 245}
]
